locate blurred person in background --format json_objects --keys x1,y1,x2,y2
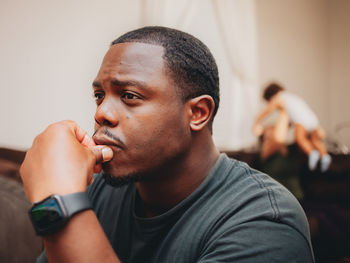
[{"x1": 254, "y1": 82, "x2": 332, "y2": 172}]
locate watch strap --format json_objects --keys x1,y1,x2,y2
[{"x1": 61, "y1": 192, "x2": 92, "y2": 217}]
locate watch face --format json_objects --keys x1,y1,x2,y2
[{"x1": 30, "y1": 195, "x2": 66, "y2": 234}]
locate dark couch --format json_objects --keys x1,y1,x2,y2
[{"x1": 0, "y1": 148, "x2": 42, "y2": 263}]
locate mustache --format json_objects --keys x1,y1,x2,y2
[{"x1": 93, "y1": 128, "x2": 126, "y2": 147}]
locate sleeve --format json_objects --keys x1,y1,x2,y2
[{"x1": 198, "y1": 220, "x2": 315, "y2": 263}]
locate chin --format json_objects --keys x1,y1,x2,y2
[
  {"x1": 102, "y1": 171, "x2": 142, "y2": 187},
  {"x1": 101, "y1": 161, "x2": 141, "y2": 187},
  {"x1": 101, "y1": 159, "x2": 158, "y2": 187}
]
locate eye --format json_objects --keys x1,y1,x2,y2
[
  {"x1": 121, "y1": 91, "x2": 142, "y2": 106},
  {"x1": 93, "y1": 91, "x2": 104, "y2": 104},
  {"x1": 121, "y1": 92, "x2": 140, "y2": 101}
]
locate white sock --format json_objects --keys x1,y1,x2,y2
[
  {"x1": 320, "y1": 154, "x2": 332, "y2": 172},
  {"x1": 308, "y1": 150, "x2": 320, "y2": 171}
]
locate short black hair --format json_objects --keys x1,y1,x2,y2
[
  {"x1": 263, "y1": 83, "x2": 284, "y2": 101},
  {"x1": 111, "y1": 26, "x2": 220, "y2": 127}
]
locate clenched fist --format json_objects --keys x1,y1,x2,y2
[{"x1": 20, "y1": 120, "x2": 113, "y2": 203}]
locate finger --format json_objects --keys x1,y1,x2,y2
[
  {"x1": 90, "y1": 145, "x2": 113, "y2": 164},
  {"x1": 81, "y1": 134, "x2": 96, "y2": 147},
  {"x1": 73, "y1": 123, "x2": 88, "y2": 143},
  {"x1": 69, "y1": 122, "x2": 96, "y2": 147}
]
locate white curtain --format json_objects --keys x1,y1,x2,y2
[{"x1": 139, "y1": 0, "x2": 259, "y2": 151}]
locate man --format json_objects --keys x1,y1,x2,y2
[
  {"x1": 253, "y1": 83, "x2": 331, "y2": 172},
  {"x1": 20, "y1": 27, "x2": 314, "y2": 262}
]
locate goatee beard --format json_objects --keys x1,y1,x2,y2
[{"x1": 102, "y1": 171, "x2": 142, "y2": 187}]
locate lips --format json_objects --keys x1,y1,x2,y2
[{"x1": 93, "y1": 135, "x2": 124, "y2": 149}]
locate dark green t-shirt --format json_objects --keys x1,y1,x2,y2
[{"x1": 37, "y1": 154, "x2": 314, "y2": 262}]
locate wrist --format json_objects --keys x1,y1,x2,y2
[
  {"x1": 29, "y1": 192, "x2": 92, "y2": 236},
  {"x1": 28, "y1": 181, "x2": 88, "y2": 204}
]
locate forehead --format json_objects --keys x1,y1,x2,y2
[{"x1": 97, "y1": 42, "x2": 166, "y2": 81}]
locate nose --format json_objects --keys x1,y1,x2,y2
[{"x1": 94, "y1": 98, "x2": 119, "y2": 127}]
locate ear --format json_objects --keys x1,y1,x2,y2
[{"x1": 187, "y1": 95, "x2": 215, "y2": 131}]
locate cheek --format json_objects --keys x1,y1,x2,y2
[
  {"x1": 138, "y1": 111, "x2": 188, "y2": 150},
  {"x1": 123, "y1": 99, "x2": 189, "y2": 151},
  {"x1": 128, "y1": 115, "x2": 166, "y2": 146}
]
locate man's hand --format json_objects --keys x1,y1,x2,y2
[
  {"x1": 20, "y1": 121, "x2": 120, "y2": 263},
  {"x1": 20, "y1": 120, "x2": 113, "y2": 203}
]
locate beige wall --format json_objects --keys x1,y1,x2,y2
[
  {"x1": 256, "y1": 0, "x2": 350, "y2": 148},
  {"x1": 329, "y1": 0, "x2": 350, "y2": 148},
  {"x1": 0, "y1": 0, "x2": 140, "y2": 150}
]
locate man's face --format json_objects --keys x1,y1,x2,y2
[{"x1": 92, "y1": 42, "x2": 191, "y2": 184}]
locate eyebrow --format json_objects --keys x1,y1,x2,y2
[{"x1": 92, "y1": 79, "x2": 150, "y2": 90}]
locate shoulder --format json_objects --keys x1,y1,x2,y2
[
  {"x1": 219, "y1": 156, "x2": 308, "y2": 228},
  {"x1": 197, "y1": 155, "x2": 314, "y2": 261}
]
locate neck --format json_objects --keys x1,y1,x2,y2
[{"x1": 136, "y1": 133, "x2": 220, "y2": 218}]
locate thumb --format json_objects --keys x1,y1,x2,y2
[{"x1": 90, "y1": 145, "x2": 114, "y2": 164}]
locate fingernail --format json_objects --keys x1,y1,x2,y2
[{"x1": 102, "y1": 147, "x2": 113, "y2": 161}]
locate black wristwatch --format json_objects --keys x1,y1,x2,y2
[{"x1": 29, "y1": 192, "x2": 92, "y2": 236}]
